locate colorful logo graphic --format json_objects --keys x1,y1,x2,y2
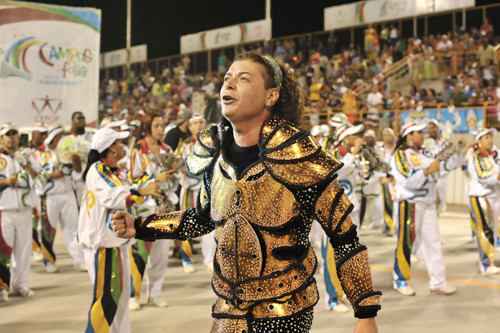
[{"x1": 0, "y1": 36, "x2": 39, "y2": 80}]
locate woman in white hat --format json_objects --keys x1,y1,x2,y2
[
  {"x1": 32, "y1": 123, "x2": 85, "y2": 273},
  {"x1": 390, "y1": 122, "x2": 462, "y2": 296},
  {"x1": 79, "y1": 127, "x2": 161, "y2": 333},
  {"x1": 128, "y1": 111, "x2": 178, "y2": 310},
  {"x1": 466, "y1": 128, "x2": 500, "y2": 275}
]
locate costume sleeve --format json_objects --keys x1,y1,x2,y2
[
  {"x1": 468, "y1": 153, "x2": 499, "y2": 187},
  {"x1": 134, "y1": 171, "x2": 214, "y2": 241},
  {"x1": 314, "y1": 177, "x2": 381, "y2": 319},
  {"x1": 392, "y1": 148, "x2": 428, "y2": 191},
  {"x1": 441, "y1": 153, "x2": 464, "y2": 176}
]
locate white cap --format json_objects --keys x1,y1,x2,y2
[
  {"x1": 334, "y1": 123, "x2": 364, "y2": 143},
  {"x1": 475, "y1": 128, "x2": 497, "y2": 142},
  {"x1": 428, "y1": 119, "x2": 440, "y2": 128},
  {"x1": 329, "y1": 113, "x2": 349, "y2": 129},
  {"x1": 99, "y1": 117, "x2": 127, "y2": 129},
  {"x1": 382, "y1": 128, "x2": 395, "y2": 137},
  {"x1": 44, "y1": 124, "x2": 64, "y2": 145},
  {"x1": 364, "y1": 129, "x2": 376, "y2": 138},
  {"x1": 189, "y1": 113, "x2": 205, "y2": 124},
  {"x1": 400, "y1": 122, "x2": 428, "y2": 137},
  {"x1": 91, "y1": 127, "x2": 129, "y2": 153},
  {"x1": 0, "y1": 122, "x2": 18, "y2": 137},
  {"x1": 33, "y1": 123, "x2": 48, "y2": 132}
]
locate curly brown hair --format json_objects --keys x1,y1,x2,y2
[{"x1": 234, "y1": 52, "x2": 304, "y2": 126}]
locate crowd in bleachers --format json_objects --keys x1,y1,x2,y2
[{"x1": 99, "y1": 18, "x2": 500, "y2": 134}]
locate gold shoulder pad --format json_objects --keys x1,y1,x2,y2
[
  {"x1": 261, "y1": 120, "x2": 342, "y2": 188},
  {"x1": 186, "y1": 125, "x2": 220, "y2": 175}
]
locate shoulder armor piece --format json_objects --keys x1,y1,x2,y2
[
  {"x1": 260, "y1": 117, "x2": 342, "y2": 188},
  {"x1": 186, "y1": 125, "x2": 220, "y2": 175}
]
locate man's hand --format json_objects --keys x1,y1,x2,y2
[
  {"x1": 379, "y1": 176, "x2": 393, "y2": 185},
  {"x1": 354, "y1": 318, "x2": 378, "y2": 333},
  {"x1": 5, "y1": 174, "x2": 17, "y2": 186},
  {"x1": 156, "y1": 169, "x2": 176, "y2": 182},
  {"x1": 71, "y1": 154, "x2": 82, "y2": 172},
  {"x1": 112, "y1": 211, "x2": 136, "y2": 239},
  {"x1": 138, "y1": 182, "x2": 164, "y2": 198},
  {"x1": 50, "y1": 170, "x2": 64, "y2": 179}
]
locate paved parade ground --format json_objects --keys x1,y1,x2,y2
[{"x1": 1, "y1": 204, "x2": 499, "y2": 333}]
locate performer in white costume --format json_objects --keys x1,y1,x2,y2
[
  {"x1": 391, "y1": 122, "x2": 462, "y2": 296},
  {"x1": 466, "y1": 128, "x2": 500, "y2": 275},
  {"x1": 79, "y1": 127, "x2": 161, "y2": 333},
  {"x1": 32, "y1": 124, "x2": 85, "y2": 273},
  {"x1": 0, "y1": 123, "x2": 38, "y2": 301}
]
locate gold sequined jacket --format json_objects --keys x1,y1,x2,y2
[{"x1": 134, "y1": 116, "x2": 381, "y2": 325}]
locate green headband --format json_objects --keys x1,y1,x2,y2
[{"x1": 262, "y1": 55, "x2": 283, "y2": 91}]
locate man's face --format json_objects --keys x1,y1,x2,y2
[
  {"x1": 189, "y1": 118, "x2": 207, "y2": 135},
  {"x1": 382, "y1": 131, "x2": 394, "y2": 145},
  {"x1": 221, "y1": 60, "x2": 273, "y2": 124},
  {"x1": 32, "y1": 131, "x2": 47, "y2": 147},
  {"x1": 428, "y1": 123, "x2": 439, "y2": 138},
  {"x1": 72, "y1": 113, "x2": 86, "y2": 131},
  {"x1": 364, "y1": 136, "x2": 376, "y2": 147},
  {"x1": 1, "y1": 130, "x2": 19, "y2": 151}
]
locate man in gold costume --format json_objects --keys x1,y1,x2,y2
[{"x1": 112, "y1": 52, "x2": 380, "y2": 332}]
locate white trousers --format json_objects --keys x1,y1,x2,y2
[
  {"x1": 365, "y1": 194, "x2": 384, "y2": 228},
  {"x1": 83, "y1": 246, "x2": 131, "y2": 333},
  {"x1": 45, "y1": 192, "x2": 84, "y2": 266},
  {"x1": 201, "y1": 231, "x2": 216, "y2": 267},
  {"x1": 393, "y1": 201, "x2": 447, "y2": 289},
  {"x1": 1, "y1": 208, "x2": 32, "y2": 290},
  {"x1": 436, "y1": 177, "x2": 447, "y2": 214},
  {"x1": 146, "y1": 239, "x2": 171, "y2": 298}
]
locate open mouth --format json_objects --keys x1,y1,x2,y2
[{"x1": 222, "y1": 95, "x2": 235, "y2": 103}]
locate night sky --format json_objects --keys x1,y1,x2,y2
[
  {"x1": 26, "y1": 0, "x2": 497, "y2": 58},
  {"x1": 25, "y1": 0, "x2": 360, "y2": 58}
]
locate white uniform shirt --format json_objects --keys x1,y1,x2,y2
[
  {"x1": 78, "y1": 161, "x2": 133, "y2": 251},
  {"x1": 32, "y1": 145, "x2": 81, "y2": 196},
  {"x1": 129, "y1": 139, "x2": 179, "y2": 214},
  {"x1": 0, "y1": 150, "x2": 36, "y2": 210},
  {"x1": 391, "y1": 143, "x2": 462, "y2": 204},
  {"x1": 467, "y1": 149, "x2": 500, "y2": 198}
]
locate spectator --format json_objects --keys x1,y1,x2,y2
[
  {"x1": 480, "y1": 17, "x2": 494, "y2": 42},
  {"x1": 364, "y1": 24, "x2": 377, "y2": 55},
  {"x1": 450, "y1": 83, "x2": 467, "y2": 106},
  {"x1": 164, "y1": 106, "x2": 192, "y2": 151},
  {"x1": 477, "y1": 39, "x2": 496, "y2": 67},
  {"x1": 441, "y1": 79, "x2": 454, "y2": 104}
]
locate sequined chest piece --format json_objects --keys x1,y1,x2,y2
[{"x1": 210, "y1": 156, "x2": 317, "y2": 304}]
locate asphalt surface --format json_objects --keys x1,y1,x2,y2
[{"x1": 0, "y1": 204, "x2": 499, "y2": 333}]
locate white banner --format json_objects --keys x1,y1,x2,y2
[
  {"x1": 101, "y1": 44, "x2": 147, "y2": 68},
  {"x1": 0, "y1": 1, "x2": 101, "y2": 128},
  {"x1": 325, "y1": 0, "x2": 475, "y2": 31},
  {"x1": 181, "y1": 19, "x2": 271, "y2": 54}
]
